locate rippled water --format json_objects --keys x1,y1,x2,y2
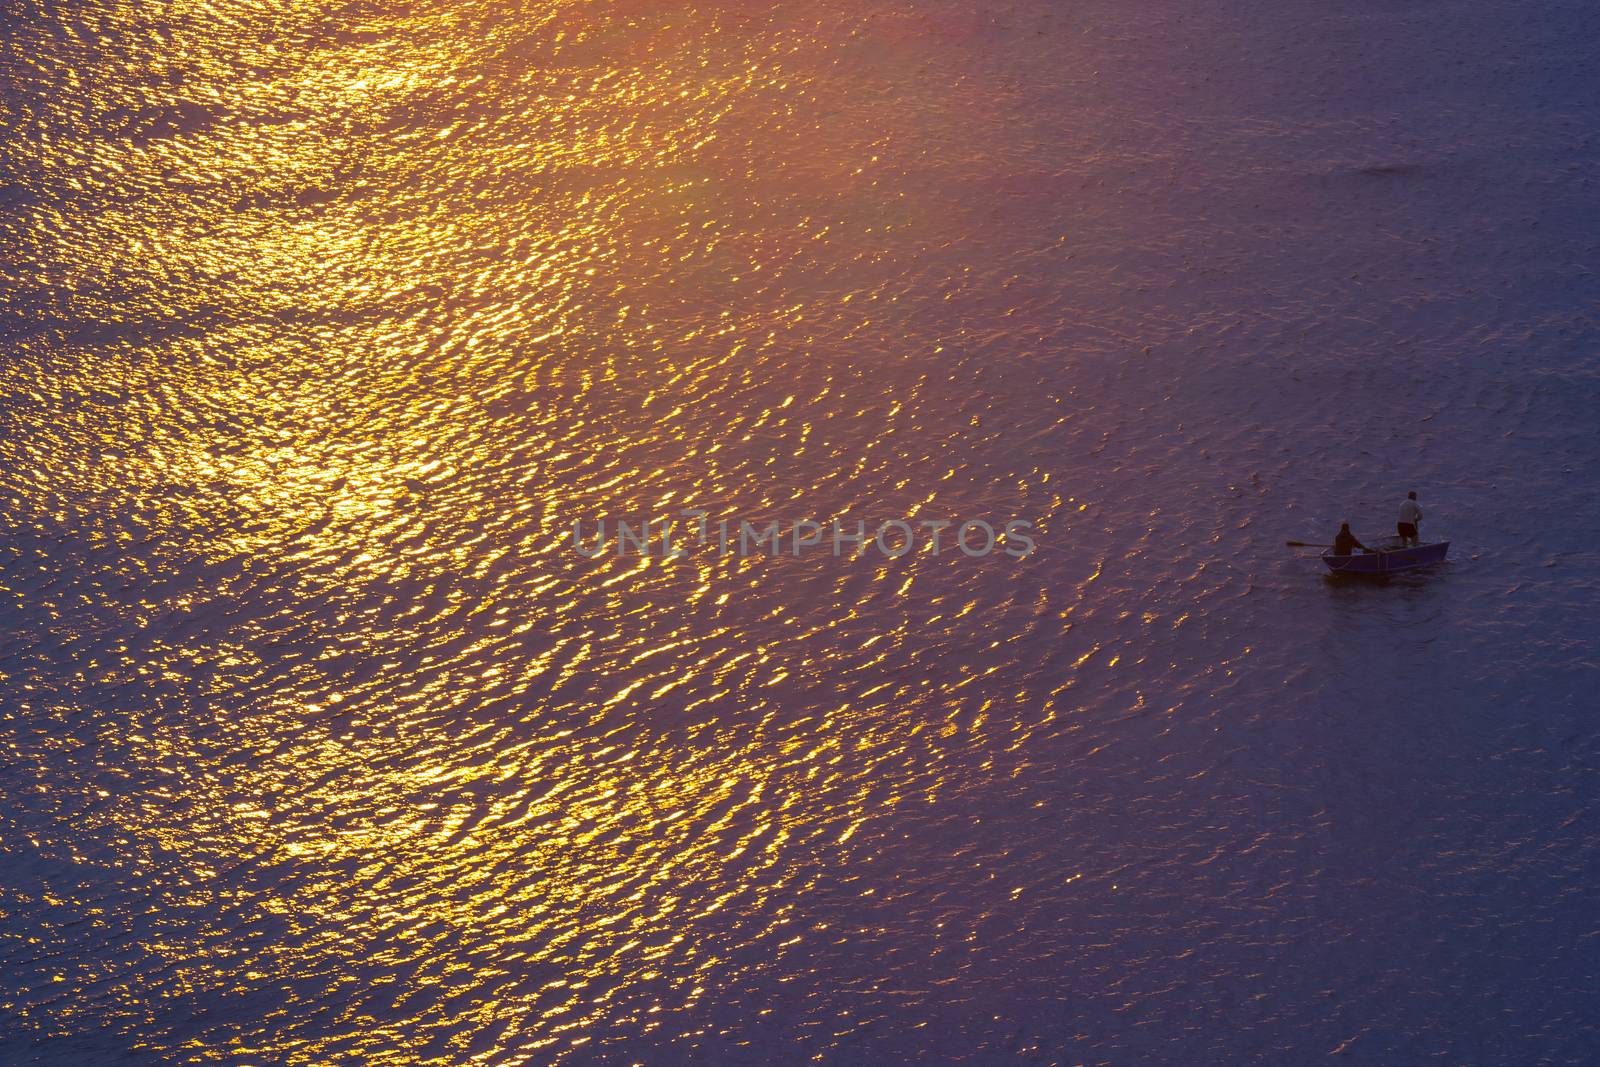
[{"x1": 4, "y1": 0, "x2": 1599, "y2": 1063}]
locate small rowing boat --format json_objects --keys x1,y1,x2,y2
[{"x1": 1322, "y1": 537, "x2": 1450, "y2": 575}]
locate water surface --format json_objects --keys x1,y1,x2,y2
[{"x1": 3, "y1": 0, "x2": 1599, "y2": 1063}]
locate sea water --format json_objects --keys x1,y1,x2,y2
[{"x1": 2, "y1": 0, "x2": 1598, "y2": 1062}]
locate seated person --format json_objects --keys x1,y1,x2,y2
[{"x1": 1332, "y1": 522, "x2": 1367, "y2": 556}]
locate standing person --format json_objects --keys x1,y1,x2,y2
[{"x1": 1397, "y1": 491, "x2": 1423, "y2": 545}]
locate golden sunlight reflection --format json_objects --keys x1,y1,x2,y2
[{"x1": 0, "y1": 1, "x2": 1225, "y2": 1063}]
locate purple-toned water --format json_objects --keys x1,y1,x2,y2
[{"x1": 3, "y1": 0, "x2": 1598, "y2": 1062}]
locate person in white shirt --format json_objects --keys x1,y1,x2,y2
[{"x1": 1397, "y1": 491, "x2": 1423, "y2": 545}]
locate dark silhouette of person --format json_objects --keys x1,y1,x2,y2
[{"x1": 1333, "y1": 522, "x2": 1367, "y2": 556}]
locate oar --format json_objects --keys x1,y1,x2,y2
[{"x1": 1285, "y1": 540, "x2": 1333, "y2": 548}]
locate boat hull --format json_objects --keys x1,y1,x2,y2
[{"x1": 1322, "y1": 540, "x2": 1450, "y2": 574}]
